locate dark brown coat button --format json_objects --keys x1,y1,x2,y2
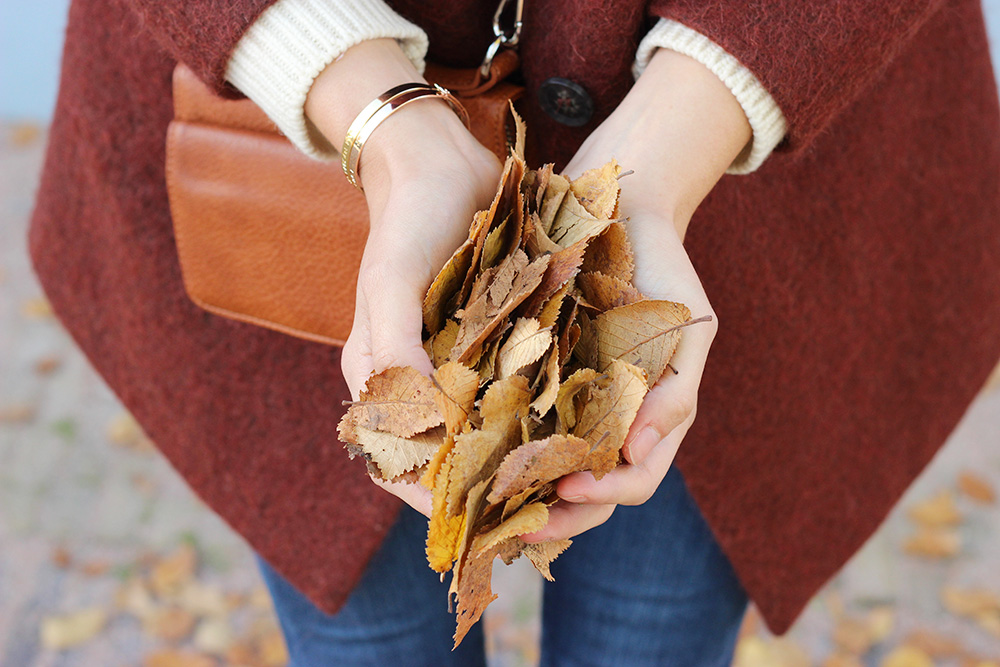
[{"x1": 538, "y1": 77, "x2": 594, "y2": 127}]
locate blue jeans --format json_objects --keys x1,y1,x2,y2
[{"x1": 255, "y1": 466, "x2": 748, "y2": 666}]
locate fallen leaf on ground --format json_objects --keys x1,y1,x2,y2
[
  {"x1": 907, "y1": 490, "x2": 962, "y2": 527},
  {"x1": 881, "y1": 645, "x2": 934, "y2": 667},
  {"x1": 902, "y1": 527, "x2": 960, "y2": 559},
  {"x1": 40, "y1": 608, "x2": 107, "y2": 650},
  {"x1": 957, "y1": 471, "x2": 996, "y2": 504}
]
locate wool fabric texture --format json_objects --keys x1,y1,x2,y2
[{"x1": 28, "y1": 0, "x2": 1000, "y2": 634}]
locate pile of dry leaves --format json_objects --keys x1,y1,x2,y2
[{"x1": 338, "y1": 112, "x2": 707, "y2": 645}]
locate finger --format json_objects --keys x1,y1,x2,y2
[
  {"x1": 621, "y1": 310, "x2": 716, "y2": 465},
  {"x1": 519, "y1": 500, "x2": 616, "y2": 543},
  {"x1": 341, "y1": 290, "x2": 373, "y2": 400},
  {"x1": 371, "y1": 475, "x2": 433, "y2": 517},
  {"x1": 558, "y1": 414, "x2": 692, "y2": 506}
]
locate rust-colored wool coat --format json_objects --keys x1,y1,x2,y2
[{"x1": 28, "y1": 0, "x2": 1000, "y2": 633}]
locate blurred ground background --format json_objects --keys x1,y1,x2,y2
[{"x1": 2, "y1": 3, "x2": 1000, "y2": 666}]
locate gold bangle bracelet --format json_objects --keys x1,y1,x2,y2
[
  {"x1": 341, "y1": 83, "x2": 470, "y2": 192},
  {"x1": 339, "y1": 83, "x2": 435, "y2": 183}
]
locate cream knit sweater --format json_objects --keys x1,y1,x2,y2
[{"x1": 225, "y1": 0, "x2": 786, "y2": 174}]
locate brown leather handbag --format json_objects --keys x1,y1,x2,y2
[{"x1": 165, "y1": 52, "x2": 523, "y2": 346}]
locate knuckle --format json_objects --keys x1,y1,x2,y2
[
  {"x1": 660, "y1": 394, "x2": 695, "y2": 429},
  {"x1": 369, "y1": 347, "x2": 400, "y2": 374}
]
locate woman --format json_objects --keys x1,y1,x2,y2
[{"x1": 28, "y1": 0, "x2": 1000, "y2": 664}]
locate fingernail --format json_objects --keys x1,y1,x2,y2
[
  {"x1": 623, "y1": 426, "x2": 662, "y2": 464},
  {"x1": 561, "y1": 495, "x2": 586, "y2": 503}
]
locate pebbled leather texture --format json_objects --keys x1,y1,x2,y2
[{"x1": 166, "y1": 60, "x2": 522, "y2": 346}]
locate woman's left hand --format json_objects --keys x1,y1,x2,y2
[{"x1": 521, "y1": 47, "x2": 752, "y2": 543}]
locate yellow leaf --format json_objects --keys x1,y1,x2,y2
[
  {"x1": 340, "y1": 366, "x2": 443, "y2": 439},
  {"x1": 496, "y1": 318, "x2": 552, "y2": 380},
  {"x1": 594, "y1": 300, "x2": 692, "y2": 387},
  {"x1": 880, "y1": 645, "x2": 933, "y2": 667},
  {"x1": 471, "y1": 502, "x2": 548, "y2": 556},
  {"x1": 569, "y1": 159, "x2": 621, "y2": 219},
  {"x1": 40, "y1": 608, "x2": 107, "y2": 650},
  {"x1": 907, "y1": 490, "x2": 962, "y2": 527},
  {"x1": 353, "y1": 425, "x2": 443, "y2": 480}
]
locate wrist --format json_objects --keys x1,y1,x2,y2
[
  {"x1": 570, "y1": 48, "x2": 751, "y2": 239},
  {"x1": 305, "y1": 38, "x2": 426, "y2": 150}
]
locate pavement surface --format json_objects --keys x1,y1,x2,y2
[{"x1": 2, "y1": 120, "x2": 999, "y2": 666}]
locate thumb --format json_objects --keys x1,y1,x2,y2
[{"x1": 361, "y1": 260, "x2": 434, "y2": 379}]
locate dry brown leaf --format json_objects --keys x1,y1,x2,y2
[
  {"x1": 424, "y1": 239, "x2": 474, "y2": 335},
  {"x1": 594, "y1": 300, "x2": 692, "y2": 387},
  {"x1": 548, "y1": 192, "x2": 612, "y2": 248},
  {"x1": 340, "y1": 366, "x2": 444, "y2": 439},
  {"x1": 81, "y1": 560, "x2": 111, "y2": 576},
  {"x1": 117, "y1": 577, "x2": 157, "y2": 619},
  {"x1": 452, "y1": 249, "x2": 550, "y2": 363},
  {"x1": 150, "y1": 543, "x2": 197, "y2": 597},
  {"x1": 352, "y1": 425, "x2": 443, "y2": 480},
  {"x1": 40, "y1": 608, "x2": 107, "y2": 650},
  {"x1": 881, "y1": 645, "x2": 934, "y2": 667},
  {"x1": 480, "y1": 214, "x2": 516, "y2": 270},
  {"x1": 34, "y1": 355, "x2": 62, "y2": 375},
  {"x1": 577, "y1": 271, "x2": 644, "y2": 311},
  {"x1": 867, "y1": 606, "x2": 896, "y2": 643},
  {"x1": 0, "y1": 403, "x2": 36, "y2": 424},
  {"x1": 570, "y1": 159, "x2": 621, "y2": 219},
  {"x1": 581, "y1": 221, "x2": 634, "y2": 282},
  {"x1": 523, "y1": 538, "x2": 572, "y2": 581},
  {"x1": 528, "y1": 216, "x2": 565, "y2": 256},
  {"x1": 107, "y1": 412, "x2": 154, "y2": 451},
  {"x1": 450, "y1": 478, "x2": 493, "y2": 600},
  {"x1": 833, "y1": 616, "x2": 875, "y2": 654},
  {"x1": 554, "y1": 368, "x2": 601, "y2": 433},
  {"x1": 427, "y1": 459, "x2": 466, "y2": 572},
  {"x1": 530, "y1": 345, "x2": 561, "y2": 417},
  {"x1": 539, "y1": 173, "x2": 571, "y2": 232},
  {"x1": 471, "y1": 502, "x2": 548, "y2": 556},
  {"x1": 902, "y1": 527, "x2": 960, "y2": 558},
  {"x1": 193, "y1": 616, "x2": 233, "y2": 655},
  {"x1": 21, "y1": 296, "x2": 54, "y2": 319},
  {"x1": 143, "y1": 607, "x2": 197, "y2": 641},
  {"x1": 497, "y1": 318, "x2": 552, "y2": 380},
  {"x1": 51, "y1": 546, "x2": 72, "y2": 569},
  {"x1": 488, "y1": 434, "x2": 591, "y2": 504},
  {"x1": 432, "y1": 361, "x2": 479, "y2": 435},
  {"x1": 957, "y1": 471, "x2": 996, "y2": 504},
  {"x1": 900, "y1": 629, "x2": 964, "y2": 658},
  {"x1": 536, "y1": 282, "x2": 572, "y2": 330},
  {"x1": 975, "y1": 611, "x2": 1000, "y2": 638},
  {"x1": 573, "y1": 360, "x2": 648, "y2": 478},
  {"x1": 940, "y1": 586, "x2": 1000, "y2": 617},
  {"x1": 426, "y1": 320, "x2": 459, "y2": 368},
  {"x1": 175, "y1": 581, "x2": 228, "y2": 617},
  {"x1": 453, "y1": 539, "x2": 522, "y2": 648},
  {"x1": 143, "y1": 650, "x2": 217, "y2": 667},
  {"x1": 907, "y1": 490, "x2": 962, "y2": 527},
  {"x1": 257, "y1": 627, "x2": 291, "y2": 667},
  {"x1": 445, "y1": 376, "x2": 530, "y2": 514},
  {"x1": 519, "y1": 239, "x2": 588, "y2": 317}
]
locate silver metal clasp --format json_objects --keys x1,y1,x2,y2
[{"x1": 480, "y1": 0, "x2": 524, "y2": 77}]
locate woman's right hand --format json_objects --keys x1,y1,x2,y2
[{"x1": 306, "y1": 39, "x2": 503, "y2": 516}]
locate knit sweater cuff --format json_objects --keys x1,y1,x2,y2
[
  {"x1": 633, "y1": 18, "x2": 788, "y2": 175},
  {"x1": 225, "y1": 0, "x2": 429, "y2": 160}
]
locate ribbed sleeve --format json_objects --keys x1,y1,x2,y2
[
  {"x1": 633, "y1": 19, "x2": 788, "y2": 175},
  {"x1": 224, "y1": 0, "x2": 429, "y2": 159}
]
